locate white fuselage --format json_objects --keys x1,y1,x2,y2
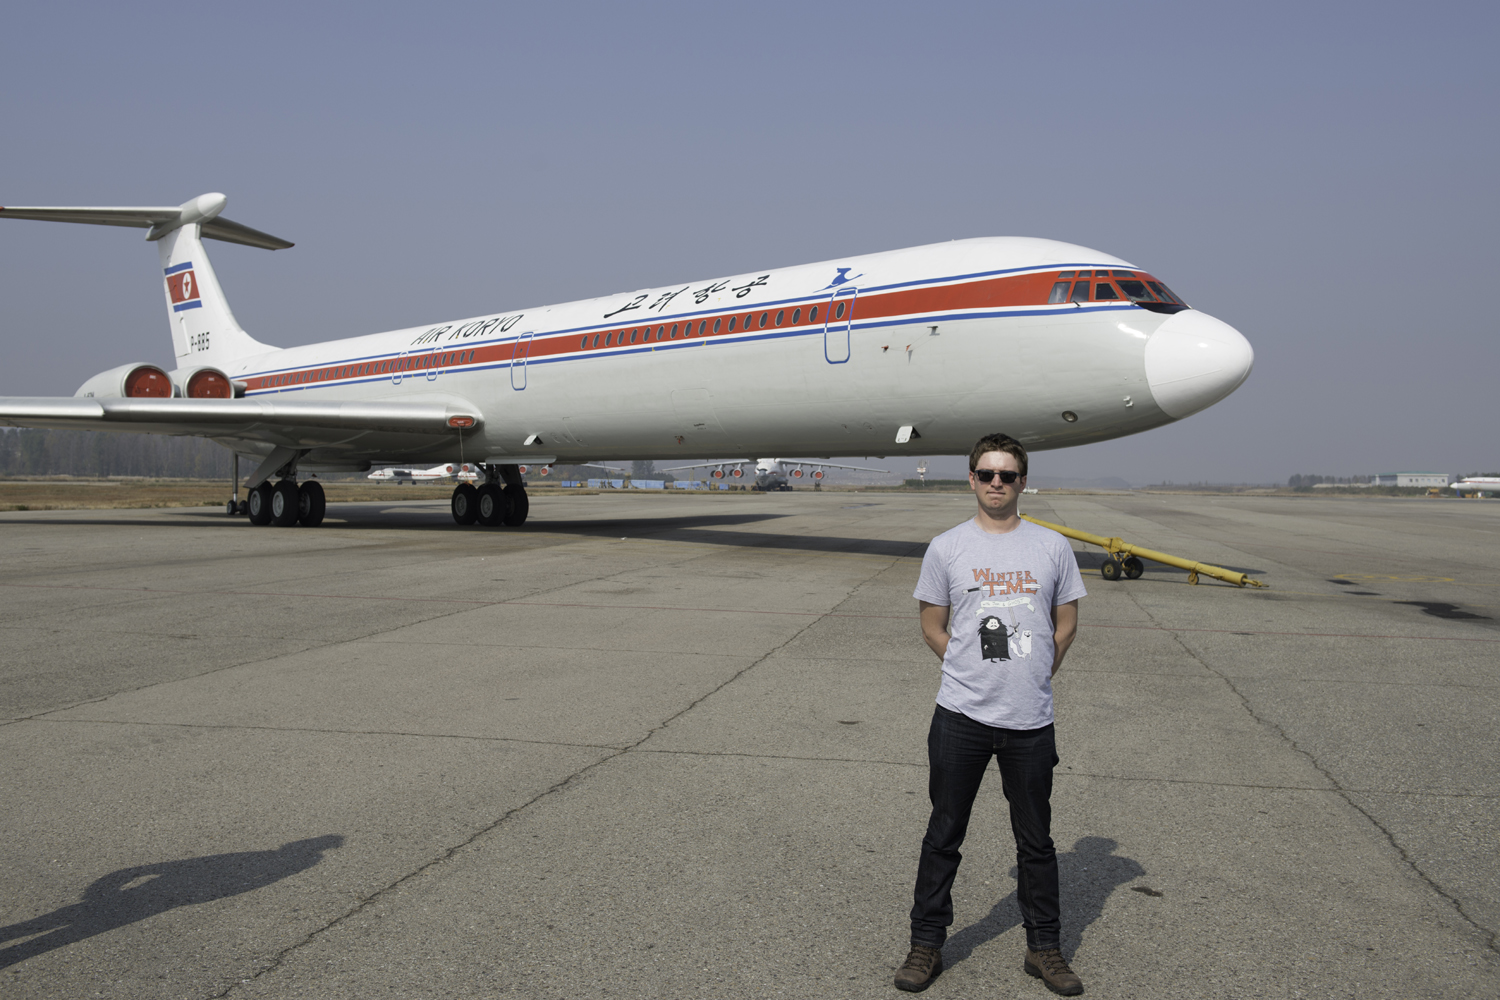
[
  {"x1": 206, "y1": 237, "x2": 1254, "y2": 468},
  {"x1": 1451, "y1": 478, "x2": 1500, "y2": 495}
]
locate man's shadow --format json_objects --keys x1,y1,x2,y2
[
  {"x1": 0, "y1": 835, "x2": 343, "y2": 969},
  {"x1": 943, "y1": 836, "x2": 1145, "y2": 966}
]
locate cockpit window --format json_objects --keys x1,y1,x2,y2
[
  {"x1": 1057, "y1": 271, "x2": 1075, "y2": 278},
  {"x1": 1094, "y1": 282, "x2": 1120, "y2": 300},
  {"x1": 1116, "y1": 280, "x2": 1157, "y2": 302},
  {"x1": 1069, "y1": 280, "x2": 1090, "y2": 303},
  {"x1": 1147, "y1": 281, "x2": 1181, "y2": 304},
  {"x1": 1048, "y1": 281, "x2": 1071, "y2": 304},
  {"x1": 1112, "y1": 270, "x2": 1136, "y2": 278}
]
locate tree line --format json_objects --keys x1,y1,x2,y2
[{"x1": 0, "y1": 428, "x2": 232, "y2": 479}]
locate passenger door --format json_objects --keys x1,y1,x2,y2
[
  {"x1": 511, "y1": 331, "x2": 533, "y2": 390},
  {"x1": 824, "y1": 287, "x2": 857, "y2": 364}
]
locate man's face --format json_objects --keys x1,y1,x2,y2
[{"x1": 969, "y1": 450, "x2": 1025, "y2": 514}]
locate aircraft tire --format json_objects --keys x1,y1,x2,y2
[
  {"x1": 298, "y1": 480, "x2": 326, "y2": 527},
  {"x1": 226, "y1": 499, "x2": 238, "y2": 516},
  {"x1": 271, "y1": 480, "x2": 301, "y2": 527},
  {"x1": 1100, "y1": 558, "x2": 1123, "y2": 582},
  {"x1": 452, "y1": 483, "x2": 479, "y2": 525},
  {"x1": 247, "y1": 483, "x2": 274, "y2": 525},
  {"x1": 477, "y1": 483, "x2": 509, "y2": 527},
  {"x1": 503, "y1": 485, "x2": 528, "y2": 526},
  {"x1": 1123, "y1": 556, "x2": 1144, "y2": 579}
]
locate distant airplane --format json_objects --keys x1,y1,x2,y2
[
  {"x1": 1451, "y1": 477, "x2": 1500, "y2": 496},
  {"x1": 0, "y1": 192, "x2": 1253, "y2": 529},
  {"x1": 367, "y1": 463, "x2": 480, "y2": 484},
  {"x1": 661, "y1": 457, "x2": 890, "y2": 491}
]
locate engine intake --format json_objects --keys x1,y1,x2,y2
[
  {"x1": 185, "y1": 368, "x2": 233, "y2": 398},
  {"x1": 74, "y1": 363, "x2": 174, "y2": 398}
]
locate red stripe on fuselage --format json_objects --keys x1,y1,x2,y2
[{"x1": 243, "y1": 267, "x2": 1152, "y2": 392}]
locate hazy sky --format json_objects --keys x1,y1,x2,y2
[{"x1": 2, "y1": 2, "x2": 1495, "y2": 485}]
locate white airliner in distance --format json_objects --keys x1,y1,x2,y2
[
  {"x1": 662, "y1": 458, "x2": 890, "y2": 491},
  {"x1": 1451, "y1": 477, "x2": 1500, "y2": 496},
  {"x1": 367, "y1": 463, "x2": 481, "y2": 484},
  {"x1": 0, "y1": 193, "x2": 1254, "y2": 529}
]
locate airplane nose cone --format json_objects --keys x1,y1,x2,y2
[{"x1": 1144, "y1": 310, "x2": 1254, "y2": 419}]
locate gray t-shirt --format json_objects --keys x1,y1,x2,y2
[{"x1": 913, "y1": 518, "x2": 1087, "y2": 730}]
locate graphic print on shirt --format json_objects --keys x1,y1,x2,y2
[
  {"x1": 972, "y1": 568, "x2": 1040, "y2": 662},
  {"x1": 978, "y1": 615, "x2": 1012, "y2": 660}
]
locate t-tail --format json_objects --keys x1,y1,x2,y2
[{"x1": 0, "y1": 192, "x2": 292, "y2": 396}]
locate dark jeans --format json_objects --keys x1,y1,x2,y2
[{"x1": 910, "y1": 704, "x2": 1060, "y2": 951}]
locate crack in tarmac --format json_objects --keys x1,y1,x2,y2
[
  {"x1": 1120, "y1": 586, "x2": 1500, "y2": 958},
  {"x1": 205, "y1": 526, "x2": 906, "y2": 998}
]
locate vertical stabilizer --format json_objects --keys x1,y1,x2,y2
[
  {"x1": 156, "y1": 222, "x2": 275, "y2": 368},
  {"x1": 0, "y1": 191, "x2": 289, "y2": 371}
]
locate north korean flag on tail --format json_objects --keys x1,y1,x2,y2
[{"x1": 164, "y1": 261, "x2": 202, "y2": 312}]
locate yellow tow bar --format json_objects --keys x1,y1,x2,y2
[{"x1": 1019, "y1": 514, "x2": 1268, "y2": 588}]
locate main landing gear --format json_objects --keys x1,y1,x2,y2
[
  {"x1": 246, "y1": 478, "x2": 326, "y2": 527},
  {"x1": 452, "y1": 464, "x2": 528, "y2": 528}
]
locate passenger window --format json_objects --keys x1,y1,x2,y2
[
  {"x1": 1095, "y1": 282, "x2": 1120, "y2": 300},
  {"x1": 1070, "y1": 281, "x2": 1090, "y2": 303},
  {"x1": 1116, "y1": 280, "x2": 1156, "y2": 301},
  {"x1": 835, "y1": 301, "x2": 846, "y2": 319},
  {"x1": 809, "y1": 306, "x2": 818, "y2": 322},
  {"x1": 630, "y1": 330, "x2": 638, "y2": 344},
  {"x1": 1048, "y1": 281, "x2": 1071, "y2": 304},
  {"x1": 775, "y1": 310, "x2": 784, "y2": 326},
  {"x1": 728, "y1": 317, "x2": 736, "y2": 331},
  {"x1": 698, "y1": 320, "x2": 707, "y2": 335},
  {"x1": 792, "y1": 308, "x2": 801, "y2": 324},
  {"x1": 656, "y1": 326, "x2": 664, "y2": 340},
  {"x1": 670, "y1": 324, "x2": 678, "y2": 339},
  {"x1": 759, "y1": 312, "x2": 768, "y2": 328},
  {"x1": 606, "y1": 332, "x2": 614, "y2": 346},
  {"x1": 580, "y1": 337, "x2": 587, "y2": 349},
  {"x1": 713, "y1": 318, "x2": 721, "y2": 333},
  {"x1": 744, "y1": 313, "x2": 753, "y2": 328}
]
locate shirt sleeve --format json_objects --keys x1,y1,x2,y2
[
  {"x1": 1053, "y1": 536, "x2": 1089, "y2": 605},
  {"x1": 912, "y1": 532, "x2": 952, "y2": 605}
]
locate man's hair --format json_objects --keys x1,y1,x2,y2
[{"x1": 968, "y1": 433, "x2": 1028, "y2": 476}]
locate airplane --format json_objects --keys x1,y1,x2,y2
[
  {"x1": 0, "y1": 192, "x2": 1254, "y2": 529},
  {"x1": 661, "y1": 457, "x2": 890, "y2": 491},
  {"x1": 1450, "y1": 477, "x2": 1500, "y2": 497},
  {"x1": 367, "y1": 463, "x2": 481, "y2": 484}
]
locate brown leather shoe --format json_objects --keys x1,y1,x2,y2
[
  {"x1": 894, "y1": 944, "x2": 943, "y2": 992},
  {"x1": 1024, "y1": 947, "x2": 1083, "y2": 995}
]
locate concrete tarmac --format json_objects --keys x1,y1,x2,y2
[{"x1": 1, "y1": 490, "x2": 1496, "y2": 998}]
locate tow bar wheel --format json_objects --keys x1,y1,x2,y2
[{"x1": 1100, "y1": 558, "x2": 1123, "y2": 582}]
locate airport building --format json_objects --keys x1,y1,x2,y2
[{"x1": 1372, "y1": 472, "x2": 1453, "y2": 487}]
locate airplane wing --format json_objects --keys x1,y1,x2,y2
[
  {"x1": 777, "y1": 459, "x2": 891, "y2": 474},
  {"x1": 658, "y1": 459, "x2": 751, "y2": 473},
  {"x1": 0, "y1": 396, "x2": 482, "y2": 445}
]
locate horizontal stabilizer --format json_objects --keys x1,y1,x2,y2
[{"x1": 0, "y1": 193, "x2": 293, "y2": 250}]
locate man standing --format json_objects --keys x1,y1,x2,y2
[{"x1": 895, "y1": 433, "x2": 1087, "y2": 995}]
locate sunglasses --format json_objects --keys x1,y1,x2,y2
[{"x1": 972, "y1": 469, "x2": 1021, "y2": 484}]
